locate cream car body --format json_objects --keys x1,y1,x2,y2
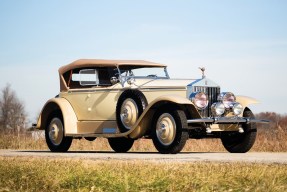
[{"x1": 36, "y1": 59, "x2": 268, "y2": 153}]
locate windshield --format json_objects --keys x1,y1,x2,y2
[{"x1": 118, "y1": 66, "x2": 169, "y2": 79}]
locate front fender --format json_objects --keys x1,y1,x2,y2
[
  {"x1": 129, "y1": 94, "x2": 199, "y2": 139},
  {"x1": 236, "y1": 95, "x2": 259, "y2": 114},
  {"x1": 36, "y1": 98, "x2": 78, "y2": 135}
]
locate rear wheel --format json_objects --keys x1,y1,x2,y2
[
  {"x1": 45, "y1": 115, "x2": 72, "y2": 152},
  {"x1": 221, "y1": 109, "x2": 257, "y2": 153},
  {"x1": 108, "y1": 137, "x2": 134, "y2": 153},
  {"x1": 152, "y1": 109, "x2": 188, "y2": 154}
]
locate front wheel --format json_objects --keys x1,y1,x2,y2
[
  {"x1": 221, "y1": 109, "x2": 257, "y2": 153},
  {"x1": 108, "y1": 137, "x2": 134, "y2": 152},
  {"x1": 45, "y1": 116, "x2": 72, "y2": 152},
  {"x1": 152, "y1": 109, "x2": 188, "y2": 154}
]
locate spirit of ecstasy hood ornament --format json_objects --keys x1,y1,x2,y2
[{"x1": 199, "y1": 67, "x2": 206, "y2": 79}]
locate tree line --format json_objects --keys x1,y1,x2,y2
[{"x1": 0, "y1": 84, "x2": 27, "y2": 134}]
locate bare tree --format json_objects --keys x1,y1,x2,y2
[{"x1": 0, "y1": 84, "x2": 27, "y2": 134}]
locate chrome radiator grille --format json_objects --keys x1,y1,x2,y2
[{"x1": 192, "y1": 86, "x2": 221, "y2": 117}]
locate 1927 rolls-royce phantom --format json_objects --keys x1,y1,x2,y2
[{"x1": 35, "y1": 59, "x2": 268, "y2": 154}]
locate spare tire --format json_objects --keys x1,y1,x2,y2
[{"x1": 116, "y1": 90, "x2": 148, "y2": 132}]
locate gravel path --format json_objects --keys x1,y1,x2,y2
[{"x1": 0, "y1": 150, "x2": 286, "y2": 164}]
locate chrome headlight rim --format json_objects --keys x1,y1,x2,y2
[
  {"x1": 211, "y1": 102, "x2": 225, "y2": 116},
  {"x1": 232, "y1": 102, "x2": 243, "y2": 116},
  {"x1": 189, "y1": 91, "x2": 209, "y2": 110},
  {"x1": 218, "y1": 92, "x2": 236, "y2": 109}
]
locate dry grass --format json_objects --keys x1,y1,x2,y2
[
  {"x1": 0, "y1": 157, "x2": 286, "y2": 192},
  {"x1": 0, "y1": 127, "x2": 286, "y2": 152}
]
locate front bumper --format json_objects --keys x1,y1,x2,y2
[{"x1": 187, "y1": 117, "x2": 269, "y2": 124}]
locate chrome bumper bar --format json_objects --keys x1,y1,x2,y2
[{"x1": 187, "y1": 117, "x2": 269, "y2": 124}]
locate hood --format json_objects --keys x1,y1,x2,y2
[
  {"x1": 124, "y1": 78, "x2": 220, "y2": 99},
  {"x1": 126, "y1": 78, "x2": 194, "y2": 89},
  {"x1": 125, "y1": 78, "x2": 219, "y2": 89}
]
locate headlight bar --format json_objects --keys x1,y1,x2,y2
[{"x1": 187, "y1": 117, "x2": 270, "y2": 124}]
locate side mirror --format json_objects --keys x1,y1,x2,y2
[{"x1": 110, "y1": 76, "x2": 119, "y2": 85}]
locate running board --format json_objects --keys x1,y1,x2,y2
[
  {"x1": 66, "y1": 133, "x2": 131, "y2": 138},
  {"x1": 66, "y1": 127, "x2": 131, "y2": 138}
]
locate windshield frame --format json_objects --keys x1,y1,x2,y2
[{"x1": 116, "y1": 65, "x2": 170, "y2": 86}]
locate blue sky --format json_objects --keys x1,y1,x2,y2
[{"x1": 0, "y1": 1, "x2": 287, "y2": 122}]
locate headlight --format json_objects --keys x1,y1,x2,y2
[
  {"x1": 232, "y1": 102, "x2": 243, "y2": 116},
  {"x1": 211, "y1": 102, "x2": 225, "y2": 116},
  {"x1": 218, "y1": 92, "x2": 236, "y2": 108},
  {"x1": 190, "y1": 92, "x2": 209, "y2": 110}
]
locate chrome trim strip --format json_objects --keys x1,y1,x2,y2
[
  {"x1": 187, "y1": 117, "x2": 269, "y2": 124},
  {"x1": 68, "y1": 89, "x2": 120, "y2": 93},
  {"x1": 67, "y1": 87, "x2": 186, "y2": 93}
]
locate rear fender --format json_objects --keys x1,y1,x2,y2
[
  {"x1": 36, "y1": 98, "x2": 78, "y2": 135},
  {"x1": 129, "y1": 95, "x2": 200, "y2": 139}
]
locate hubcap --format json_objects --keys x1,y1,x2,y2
[
  {"x1": 156, "y1": 113, "x2": 176, "y2": 146},
  {"x1": 120, "y1": 98, "x2": 138, "y2": 130},
  {"x1": 48, "y1": 118, "x2": 64, "y2": 146}
]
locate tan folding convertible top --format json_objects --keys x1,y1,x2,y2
[
  {"x1": 59, "y1": 59, "x2": 167, "y2": 91},
  {"x1": 59, "y1": 59, "x2": 166, "y2": 75}
]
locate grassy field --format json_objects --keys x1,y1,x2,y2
[{"x1": 0, "y1": 157, "x2": 286, "y2": 192}]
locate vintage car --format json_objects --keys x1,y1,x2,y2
[{"x1": 35, "y1": 59, "x2": 268, "y2": 154}]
